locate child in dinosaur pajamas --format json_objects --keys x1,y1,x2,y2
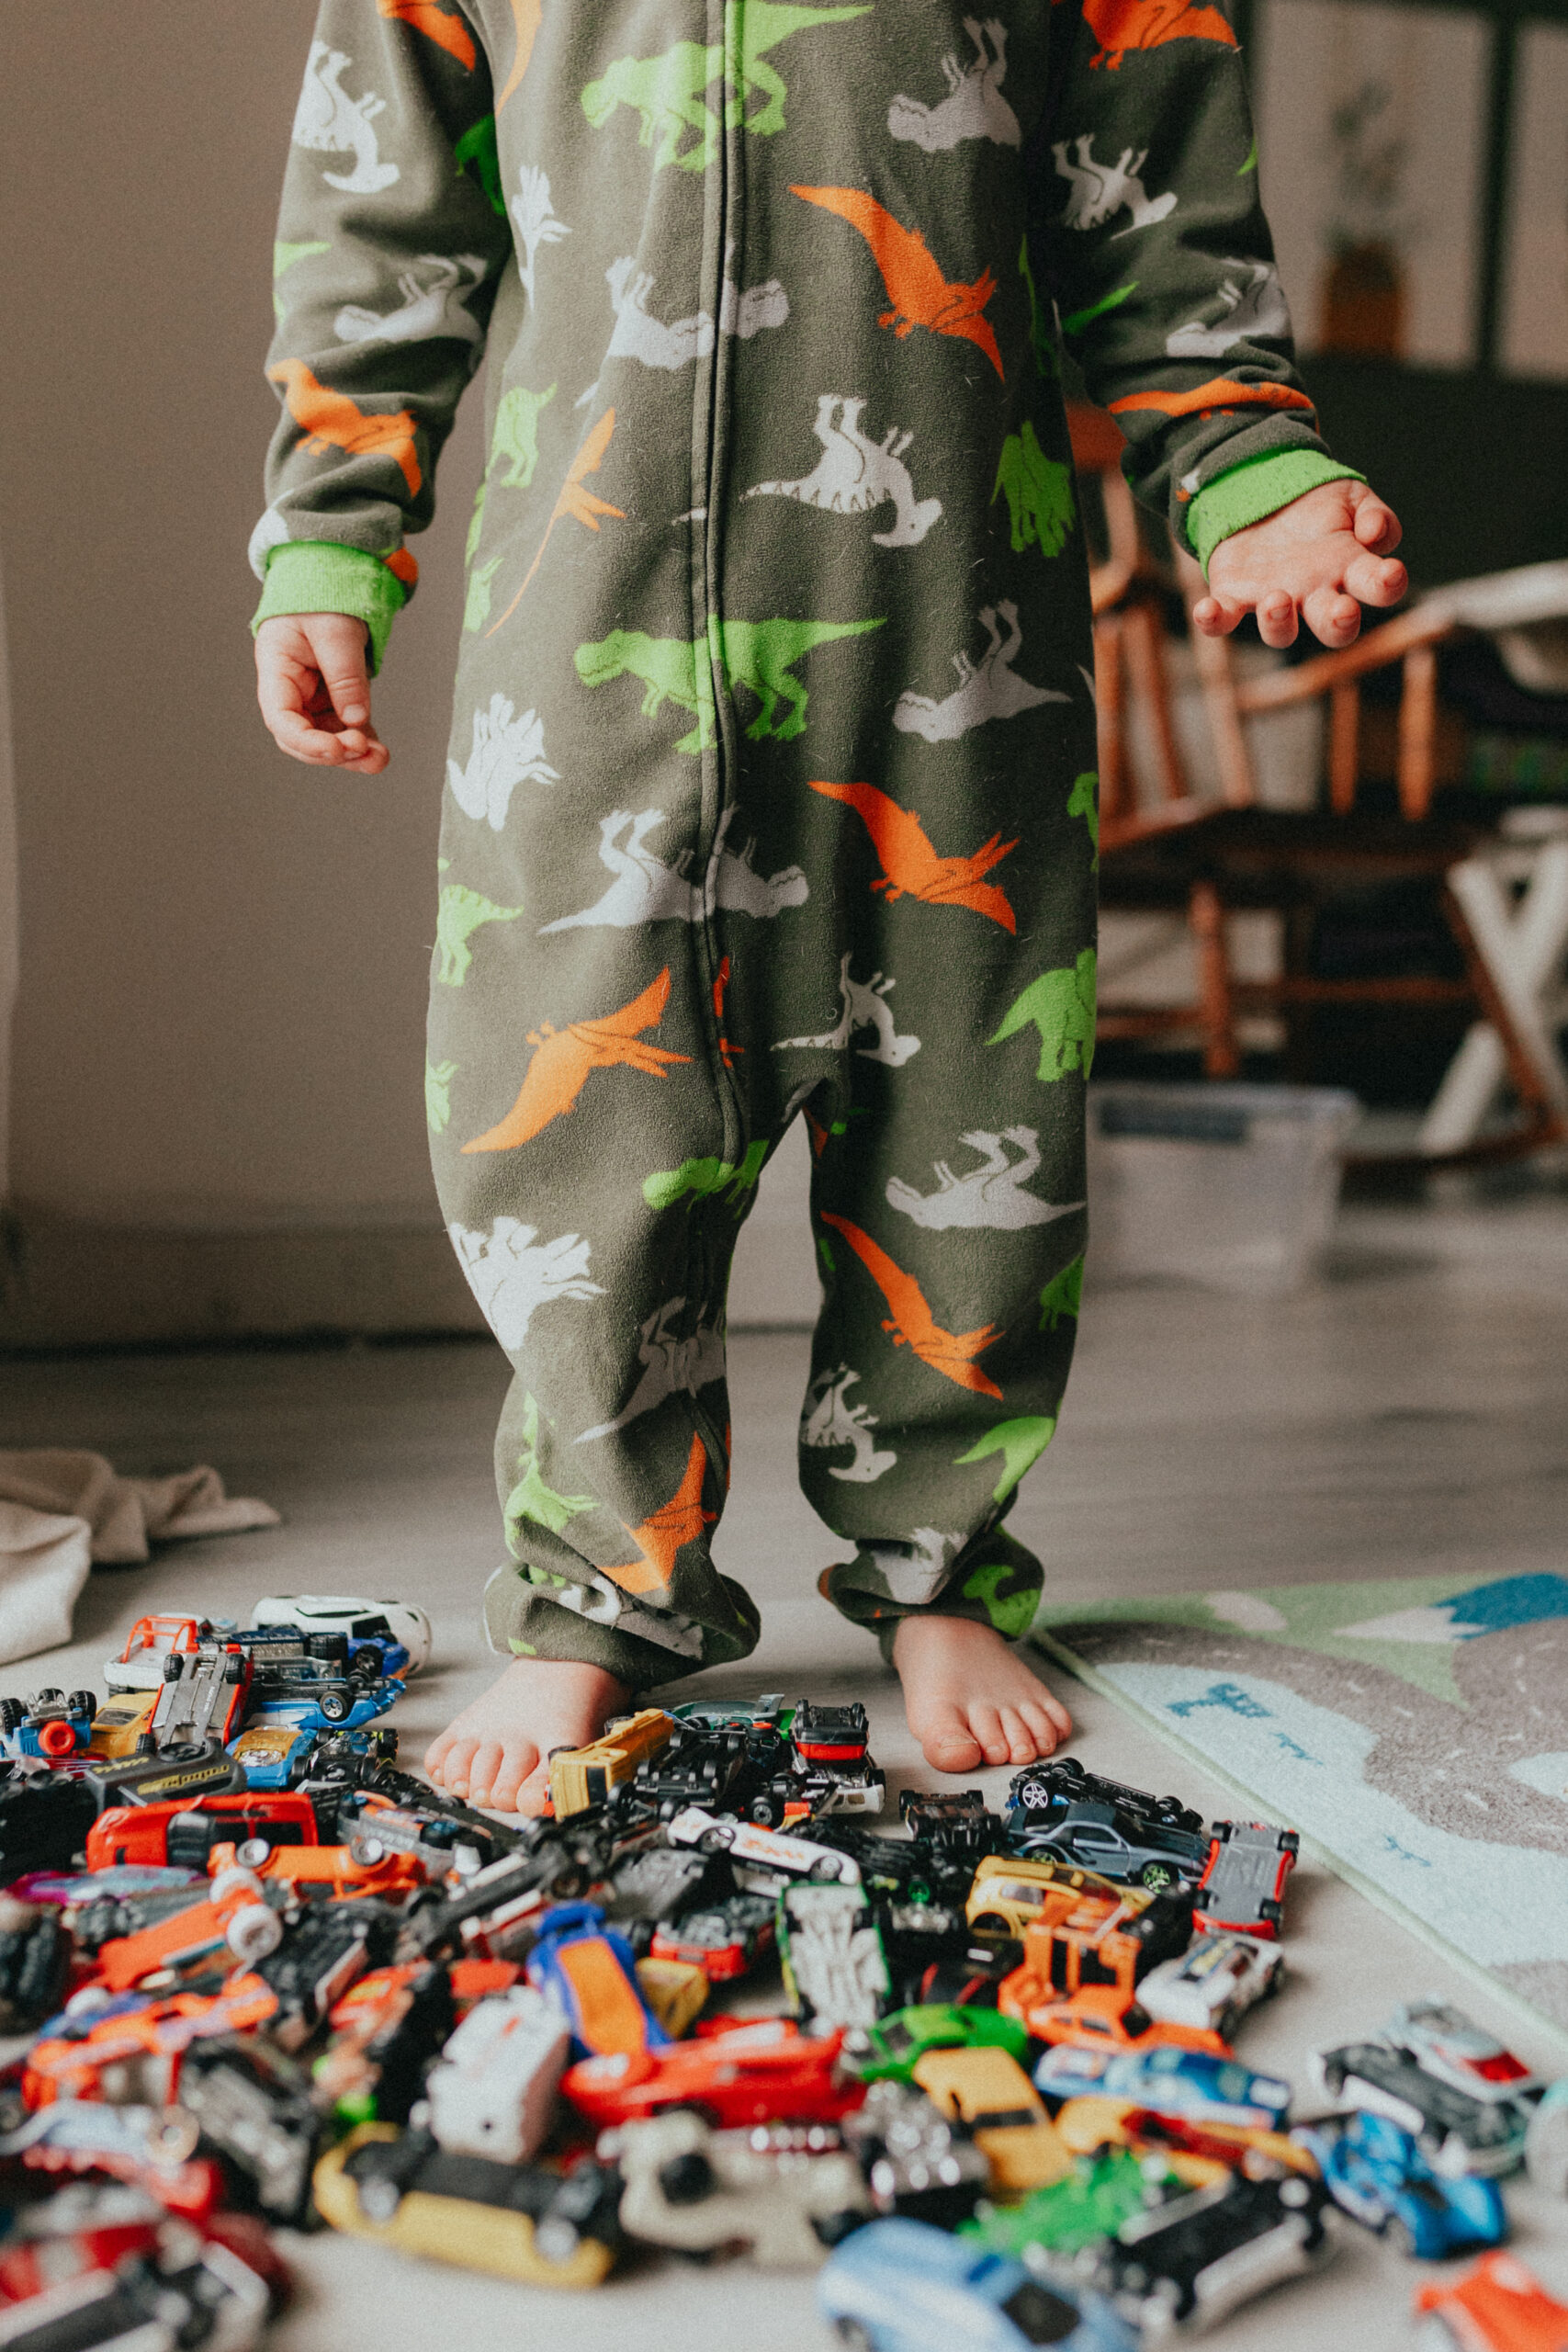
[{"x1": 253, "y1": 0, "x2": 1406, "y2": 1812}]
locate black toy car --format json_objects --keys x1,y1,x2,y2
[
  {"x1": 1055, "y1": 2169, "x2": 1333, "y2": 2332},
  {"x1": 839, "y1": 2078, "x2": 990, "y2": 2230},
  {"x1": 1314, "y1": 2040, "x2": 1533, "y2": 2177},
  {"x1": 0, "y1": 1765, "x2": 98, "y2": 1882},
  {"x1": 898, "y1": 1790, "x2": 1006, "y2": 1869},
  {"x1": 618, "y1": 1720, "x2": 788, "y2": 1824},
  {"x1": 0, "y1": 1897, "x2": 68, "y2": 2030},
  {"x1": 601, "y1": 1845, "x2": 730, "y2": 1953},
  {"x1": 807, "y1": 1828, "x2": 974, "y2": 1910},
  {"x1": 256, "y1": 1899, "x2": 397, "y2": 2048},
  {"x1": 175, "y1": 2032, "x2": 329, "y2": 2225},
  {"x1": 1005, "y1": 1756, "x2": 1203, "y2": 1839},
  {"x1": 1009, "y1": 1799, "x2": 1210, "y2": 1892}
]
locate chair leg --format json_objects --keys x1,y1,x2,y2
[
  {"x1": 1094, "y1": 617, "x2": 1126, "y2": 834},
  {"x1": 1189, "y1": 880, "x2": 1241, "y2": 1079}
]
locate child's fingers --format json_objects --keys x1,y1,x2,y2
[
  {"x1": 1190, "y1": 592, "x2": 1247, "y2": 638},
  {"x1": 1345, "y1": 550, "x2": 1408, "y2": 608},
  {"x1": 1252, "y1": 590, "x2": 1299, "y2": 651},
  {"x1": 1303, "y1": 582, "x2": 1362, "y2": 647},
  {"x1": 1351, "y1": 492, "x2": 1403, "y2": 556}
]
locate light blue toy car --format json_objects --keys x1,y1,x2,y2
[
  {"x1": 1033, "y1": 2041, "x2": 1291, "y2": 2132},
  {"x1": 818, "y1": 2217, "x2": 1139, "y2": 2352},
  {"x1": 1298, "y1": 2109, "x2": 1506, "y2": 2257},
  {"x1": 243, "y1": 1679, "x2": 402, "y2": 1740}
]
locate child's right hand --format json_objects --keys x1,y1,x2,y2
[{"x1": 254, "y1": 613, "x2": 389, "y2": 774}]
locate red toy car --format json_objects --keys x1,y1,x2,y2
[
  {"x1": 561, "y1": 2017, "x2": 865, "y2": 2132},
  {"x1": 1415, "y1": 2251, "x2": 1568, "y2": 2350},
  {"x1": 23, "y1": 1978, "x2": 279, "y2": 2109},
  {"x1": 1192, "y1": 1822, "x2": 1299, "y2": 1941},
  {"x1": 86, "y1": 1791, "x2": 319, "y2": 1872}
]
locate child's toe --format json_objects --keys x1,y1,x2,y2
[
  {"x1": 967, "y1": 1703, "x2": 1010, "y2": 1766},
  {"x1": 998, "y1": 1705, "x2": 1035, "y2": 1763},
  {"x1": 487, "y1": 1740, "x2": 538, "y2": 1815},
  {"x1": 914, "y1": 1700, "x2": 985, "y2": 1773},
  {"x1": 439, "y1": 1735, "x2": 482, "y2": 1796},
  {"x1": 1019, "y1": 1698, "x2": 1065, "y2": 1758},
  {"x1": 465, "y1": 1738, "x2": 506, "y2": 1805},
  {"x1": 513, "y1": 1758, "x2": 555, "y2": 1817}
]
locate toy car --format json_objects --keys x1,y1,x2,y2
[
  {"x1": 993, "y1": 1883, "x2": 1194, "y2": 2011},
  {"x1": 610, "y1": 2109, "x2": 869, "y2": 2265},
  {"x1": 312, "y1": 2120, "x2": 621, "y2": 2287},
  {"x1": 1414, "y1": 2252, "x2": 1568, "y2": 2351},
  {"x1": 173, "y1": 2031, "x2": 329, "y2": 2225},
  {"x1": 251, "y1": 1592, "x2": 433, "y2": 1673},
  {"x1": 0, "y1": 1771, "x2": 102, "y2": 1883},
  {"x1": 1008, "y1": 1982, "x2": 1231, "y2": 2061},
  {"x1": 22, "y1": 1978, "x2": 280, "y2": 2109},
  {"x1": 1377, "y1": 2000, "x2": 1541, "y2": 2105},
  {"x1": 561, "y1": 2018, "x2": 865, "y2": 2132},
  {"x1": 648, "y1": 1893, "x2": 776, "y2": 1982},
  {"x1": 964, "y1": 2144, "x2": 1195, "y2": 2259},
  {"x1": 77, "y1": 1745, "x2": 244, "y2": 1813},
  {"x1": 0, "y1": 2100, "x2": 225, "y2": 2220},
  {"x1": 819, "y1": 2217, "x2": 1138, "y2": 2352},
  {"x1": 243, "y1": 1679, "x2": 403, "y2": 1738},
  {"x1": 617, "y1": 1720, "x2": 790, "y2": 1825},
  {"x1": 601, "y1": 1845, "x2": 728, "y2": 1954},
  {"x1": 1191, "y1": 1821, "x2": 1299, "y2": 1940},
  {"x1": 967, "y1": 1854, "x2": 1143, "y2": 1942},
  {"x1": 1525, "y1": 2076, "x2": 1568, "y2": 2196},
  {"x1": 1057, "y1": 2096, "x2": 1316, "y2": 2184},
  {"x1": 95, "y1": 1868, "x2": 283, "y2": 1990},
  {"x1": 895, "y1": 1921, "x2": 1026, "y2": 2012},
  {"x1": 1295, "y1": 2109, "x2": 1506, "y2": 2258},
  {"x1": 147, "y1": 1644, "x2": 253, "y2": 1749},
  {"x1": 669, "y1": 1692, "x2": 790, "y2": 1732},
  {"x1": 0, "y1": 2235, "x2": 271, "y2": 2352},
  {"x1": 423, "y1": 1984, "x2": 571, "y2": 2163},
  {"x1": 312, "y1": 1959, "x2": 457, "y2": 2125},
  {"x1": 811, "y1": 1828, "x2": 976, "y2": 1911},
  {"x1": 1034, "y1": 2044, "x2": 1292, "y2": 2134},
  {"x1": 912, "y1": 2046, "x2": 1073, "y2": 2195},
  {"x1": 779, "y1": 1883, "x2": 891, "y2": 2030},
  {"x1": 853, "y1": 2005, "x2": 1031, "y2": 2086},
  {"x1": 0, "y1": 1898, "x2": 68, "y2": 2032},
  {"x1": 1066, "y1": 2169, "x2": 1334, "y2": 2334},
  {"x1": 1006, "y1": 1758, "x2": 1203, "y2": 1839},
  {"x1": 634, "y1": 1954, "x2": 708, "y2": 2038},
  {"x1": 85, "y1": 1690, "x2": 160, "y2": 1761},
  {"x1": 229, "y1": 1718, "x2": 396, "y2": 1792},
  {"x1": 86, "y1": 1791, "x2": 318, "y2": 1873},
  {"x1": 898, "y1": 1789, "x2": 1005, "y2": 1869},
  {"x1": 1134, "y1": 1933, "x2": 1284, "y2": 2041},
  {"x1": 1314, "y1": 2039, "x2": 1532, "y2": 2177},
  {"x1": 665, "y1": 1806, "x2": 861, "y2": 1892},
  {"x1": 525, "y1": 1902, "x2": 669, "y2": 2059},
  {"x1": 0, "y1": 1691, "x2": 96, "y2": 1763},
  {"x1": 547, "y1": 1709, "x2": 674, "y2": 1817},
  {"x1": 839, "y1": 2079, "x2": 991, "y2": 2230},
  {"x1": 1010, "y1": 1801, "x2": 1210, "y2": 1894},
  {"x1": 103, "y1": 1616, "x2": 210, "y2": 1693},
  {"x1": 254, "y1": 1899, "x2": 397, "y2": 2050}
]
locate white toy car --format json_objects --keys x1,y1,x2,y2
[
  {"x1": 250, "y1": 1594, "x2": 434, "y2": 1675},
  {"x1": 423, "y1": 1984, "x2": 570, "y2": 2163},
  {"x1": 609, "y1": 2110, "x2": 869, "y2": 2265},
  {"x1": 1378, "y1": 1999, "x2": 1541, "y2": 2105},
  {"x1": 1136, "y1": 1931, "x2": 1283, "y2": 2041},
  {"x1": 664, "y1": 1806, "x2": 861, "y2": 1894}
]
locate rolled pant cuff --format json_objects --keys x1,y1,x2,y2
[
  {"x1": 818, "y1": 1525, "x2": 1046, "y2": 1667},
  {"x1": 482, "y1": 1558, "x2": 761, "y2": 1693}
]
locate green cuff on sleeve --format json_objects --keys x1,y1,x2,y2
[
  {"x1": 1189, "y1": 451, "x2": 1366, "y2": 576},
  {"x1": 249, "y1": 542, "x2": 409, "y2": 678}
]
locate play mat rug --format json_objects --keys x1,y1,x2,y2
[{"x1": 1029, "y1": 1569, "x2": 1568, "y2": 2061}]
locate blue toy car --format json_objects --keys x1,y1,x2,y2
[
  {"x1": 1034, "y1": 2042, "x2": 1292, "y2": 2132},
  {"x1": 243, "y1": 1678, "x2": 402, "y2": 1739},
  {"x1": 525, "y1": 1901, "x2": 669, "y2": 2060},
  {"x1": 0, "y1": 1690, "x2": 96, "y2": 1762},
  {"x1": 818, "y1": 2218, "x2": 1138, "y2": 2352},
  {"x1": 228, "y1": 1717, "x2": 396, "y2": 1790},
  {"x1": 1297, "y1": 2109, "x2": 1506, "y2": 2258}
]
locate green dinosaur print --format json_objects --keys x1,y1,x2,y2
[
  {"x1": 1018, "y1": 238, "x2": 1057, "y2": 380},
  {"x1": 272, "y1": 239, "x2": 330, "y2": 325},
  {"x1": 1067, "y1": 770, "x2": 1099, "y2": 858},
  {"x1": 1060, "y1": 282, "x2": 1138, "y2": 340},
  {"x1": 642, "y1": 1138, "x2": 769, "y2": 1211},
  {"x1": 504, "y1": 1396, "x2": 596, "y2": 1548},
  {"x1": 453, "y1": 114, "x2": 505, "y2": 215},
  {"x1": 1238, "y1": 137, "x2": 1258, "y2": 176},
  {"x1": 491, "y1": 383, "x2": 558, "y2": 490},
  {"x1": 992, "y1": 423, "x2": 1076, "y2": 559},
  {"x1": 962, "y1": 1558, "x2": 1040, "y2": 1640},
  {"x1": 464, "y1": 554, "x2": 503, "y2": 634},
  {"x1": 955, "y1": 1415, "x2": 1057, "y2": 1504},
  {"x1": 507, "y1": 1638, "x2": 539, "y2": 1656},
  {"x1": 425, "y1": 1057, "x2": 457, "y2": 1134},
  {"x1": 817, "y1": 1233, "x2": 837, "y2": 1275},
  {"x1": 990, "y1": 948, "x2": 1098, "y2": 1082},
  {"x1": 581, "y1": 0, "x2": 871, "y2": 175},
  {"x1": 436, "y1": 882, "x2": 525, "y2": 986},
  {"x1": 1039, "y1": 1254, "x2": 1085, "y2": 1332},
  {"x1": 575, "y1": 617, "x2": 884, "y2": 752}
]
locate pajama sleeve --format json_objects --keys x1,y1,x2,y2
[
  {"x1": 1032, "y1": 2, "x2": 1361, "y2": 565},
  {"x1": 249, "y1": 0, "x2": 513, "y2": 673}
]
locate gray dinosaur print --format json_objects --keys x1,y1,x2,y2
[
  {"x1": 447, "y1": 695, "x2": 559, "y2": 829},
  {"x1": 888, "y1": 18, "x2": 1021, "y2": 152},
  {"x1": 885, "y1": 1125, "x2": 1085, "y2": 1230},
  {"x1": 773, "y1": 953, "x2": 921, "y2": 1066},
  {"x1": 745, "y1": 395, "x2": 942, "y2": 548},
  {"x1": 893, "y1": 601, "x2": 1068, "y2": 743},
  {"x1": 1166, "y1": 261, "x2": 1290, "y2": 356},
  {"x1": 436, "y1": 882, "x2": 525, "y2": 985},
  {"x1": 334, "y1": 255, "x2": 489, "y2": 352},
  {"x1": 509, "y1": 165, "x2": 570, "y2": 308},
  {"x1": 576, "y1": 1297, "x2": 727, "y2": 1443},
  {"x1": 425, "y1": 1057, "x2": 457, "y2": 1134},
  {"x1": 448, "y1": 1218, "x2": 604, "y2": 1350},
  {"x1": 605, "y1": 246, "x2": 789, "y2": 371},
  {"x1": 292, "y1": 41, "x2": 399, "y2": 195},
  {"x1": 800, "y1": 1364, "x2": 897, "y2": 1483},
  {"x1": 541, "y1": 805, "x2": 809, "y2": 933},
  {"x1": 1053, "y1": 135, "x2": 1178, "y2": 235}
]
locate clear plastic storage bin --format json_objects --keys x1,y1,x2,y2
[{"x1": 1087, "y1": 1082, "x2": 1359, "y2": 1295}]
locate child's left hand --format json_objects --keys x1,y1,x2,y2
[{"x1": 1192, "y1": 479, "x2": 1407, "y2": 652}]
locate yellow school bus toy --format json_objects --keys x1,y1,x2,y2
[{"x1": 547, "y1": 1709, "x2": 674, "y2": 1817}]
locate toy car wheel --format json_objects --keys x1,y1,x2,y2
[
  {"x1": 66, "y1": 1690, "x2": 96, "y2": 1717},
  {"x1": 1139, "y1": 1861, "x2": 1177, "y2": 1891},
  {"x1": 351, "y1": 1651, "x2": 380, "y2": 1684},
  {"x1": 0, "y1": 2086, "x2": 28, "y2": 2137},
  {"x1": 0, "y1": 1698, "x2": 23, "y2": 1733},
  {"x1": 1212, "y1": 1822, "x2": 1233, "y2": 1843},
  {"x1": 1014, "y1": 1776, "x2": 1052, "y2": 1810},
  {"x1": 31, "y1": 1689, "x2": 64, "y2": 1708},
  {"x1": 1220, "y1": 2005, "x2": 1242, "y2": 2044},
  {"x1": 163, "y1": 1655, "x2": 185, "y2": 1681},
  {"x1": 750, "y1": 1795, "x2": 783, "y2": 1827},
  {"x1": 155, "y1": 2109, "x2": 202, "y2": 2165},
  {"x1": 697, "y1": 1826, "x2": 735, "y2": 1855},
  {"x1": 320, "y1": 1690, "x2": 352, "y2": 1724},
  {"x1": 355, "y1": 2175, "x2": 402, "y2": 2225},
  {"x1": 970, "y1": 1912, "x2": 1011, "y2": 1939},
  {"x1": 1321, "y1": 2060, "x2": 1347, "y2": 2097},
  {"x1": 534, "y1": 2218, "x2": 585, "y2": 2267},
  {"x1": 808, "y1": 1856, "x2": 847, "y2": 1883}
]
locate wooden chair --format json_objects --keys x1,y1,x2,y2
[{"x1": 1068, "y1": 405, "x2": 1568, "y2": 1166}]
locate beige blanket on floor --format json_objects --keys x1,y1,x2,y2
[{"x1": 0, "y1": 1451, "x2": 280, "y2": 1666}]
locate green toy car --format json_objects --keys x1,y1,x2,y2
[
  {"x1": 854, "y1": 2004, "x2": 1032, "y2": 2083},
  {"x1": 962, "y1": 2146, "x2": 1182, "y2": 2258}
]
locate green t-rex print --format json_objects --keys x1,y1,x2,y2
[
  {"x1": 992, "y1": 421, "x2": 1076, "y2": 558},
  {"x1": 467, "y1": 383, "x2": 558, "y2": 562},
  {"x1": 962, "y1": 1557, "x2": 1040, "y2": 1641},
  {"x1": 453, "y1": 114, "x2": 505, "y2": 216},
  {"x1": 425, "y1": 1057, "x2": 457, "y2": 1134},
  {"x1": 436, "y1": 881, "x2": 525, "y2": 986},
  {"x1": 642, "y1": 1138, "x2": 769, "y2": 1212},
  {"x1": 504, "y1": 1396, "x2": 596, "y2": 1548},
  {"x1": 1067, "y1": 769, "x2": 1099, "y2": 858},
  {"x1": 955, "y1": 1415, "x2": 1057, "y2": 1504},
  {"x1": 990, "y1": 948, "x2": 1097, "y2": 1082},
  {"x1": 1039, "y1": 1253, "x2": 1085, "y2": 1332},
  {"x1": 464, "y1": 554, "x2": 502, "y2": 634},
  {"x1": 575, "y1": 617, "x2": 884, "y2": 752},
  {"x1": 581, "y1": 1, "x2": 872, "y2": 175}
]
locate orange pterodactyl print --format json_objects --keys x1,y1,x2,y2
[
  {"x1": 461, "y1": 967, "x2": 691, "y2": 1155},
  {"x1": 808, "y1": 779, "x2": 1018, "y2": 932},
  {"x1": 604, "y1": 1430, "x2": 716, "y2": 1594},
  {"x1": 266, "y1": 361, "x2": 422, "y2": 495},
  {"x1": 820, "y1": 1215, "x2": 1004, "y2": 1399},
  {"x1": 1067, "y1": 0, "x2": 1237, "y2": 69},
  {"x1": 497, "y1": 0, "x2": 543, "y2": 110},
  {"x1": 790, "y1": 187, "x2": 1004, "y2": 379},
  {"x1": 485, "y1": 407, "x2": 625, "y2": 636},
  {"x1": 376, "y1": 0, "x2": 478, "y2": 69},
  {"x1": 1110, "y1": 377, "x2": 1314, "y2": 421}
]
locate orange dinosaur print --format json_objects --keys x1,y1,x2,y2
[
  {"x1": 604, "y1": 1430, "x2": 716, "y2": 1593},
  {"x1": 807, "y1": 779, "x2": 1018, "y2": 932},
  {"x1": 485, "y1": 407, "x2": 625, "y2": 636},
  {"x1": 1068, "y1": 0, "x2": 1238, "y2": 69},
  {"x1": 377, "y1": 0, "x2": 477, "y2": 70},
  {"x1": 460, "y1": 967, "x2": 691, "y2": 1155},
  {"x1": 1110, "y1": 377, "x2": 1314, "y2": 421},
  {"x1": 791, "y1": 187, "x2": 1004, "y2": 379},
  {"x1": 266, "y1": 361, "x2": 422, "y2": 496},
  {"x1": 497, "y1": 0, "x2": 543, "y2": 111},
  {"x1": 384, "y1": 548, "x2": 419, "y2": 590},
  {"x1": 820, "y1": 1215, "x2": 1004, "y2": 1399},
  {"x1": 713, "y1": 956, "x2": 741, "y2": 1070}
]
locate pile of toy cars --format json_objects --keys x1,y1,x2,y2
[{"x1": 0, "y1": 1654, "x2": 1564, "y2": 2351}]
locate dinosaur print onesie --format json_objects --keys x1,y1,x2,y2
[{"x1": 253, "y1": 0, "x2": 1359, "y2": 1681}]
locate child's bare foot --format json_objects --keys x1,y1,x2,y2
[
  {"x1": 893, "y1": 1614, "x2": 1072, "y2": 1774},
  {"x1": 423, "y1": 1657, "x2": 628, "y2": 1815}
]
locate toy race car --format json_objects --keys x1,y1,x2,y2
[
  {"x1": 1135, "y1": 1932, "x2": 1284, "y2": 2042},
  {"x1": 561, "y1": 2018, "x2": 865, "y2": 2132},
  {"x1": 912, "y1": 2046, "x2": 1072, "y2": 2198},
  {"x1": 599, "y1": 1846, "x2": 727, "y2": 1955},
  {"x1": 229, "y1": 1717, "x2": 397, "y2": 1792},
  {"x1": 104, "y1": 1617, "x2": 214, "y2": 1692},
  {"x1": 1005, "y1": 1758, "x2": 1203, "y2": 1840},
  {"x1": 967, "y1": 1855, "x2": 1163, "y2": 1944},
  {"x1": 251, "y1": 1592, "x2": 433, "y2": 1674},
  {"x1": 1314, "y1": 2038, "x2": 1533, "y2": 2177},
  {"x1": 86, "y1": 1790, "x2": 319, "y2": 1873},
  {"x1": 779, "y1": 1883, "x2": 891, "y2": 2030},
  {"x1": 1056, "y1": 2096, "x2": 1316, "y2": 2187},
  {"x1": 525, "y1": 1903, "x2": 669, "y2": 2060},
  {"x1": 148, "y1": 1644, "x2": 254, "y2": 1750},
  {"x1": 665, "y1": 1807, "x2": 862, "y2": 1894},
  {"x1": 1295, "y1": 2109, "x2": 1506, "y2": 2258},
  {"x1": 0, "y1": 1690, "x2": 97, "y2": 1763},
  {"x1": 1009, "y1": 1801, "x2": 1210, "y2": 1894},
  {"x1": 838, "y1": 2079, "x2": 990, "y2": 2231},
  {"x1": 85, "y1": 1690, "x2": 161, "y2": 1761},
  {"x1": 614, "y1": 1719, "x2": 790, "y2": 1827},
  {"x1": 819, "y1": 2217, "x2": 1137, "y2": 2352},
  {"x1": 424, "y1": 1984, "x2": 570, "y2": 2163},
  {"x1": 1375, "y1": 2000, "x2": 1541, "y2": 2106},
  {"x1": 1192, "y1": 1820, "x2": 1299, "y2": 1939},
  {"x1": 610, "y1": 2110, "x2": 869, "y2": 2265},
  {"x1": 547, "y1": 1710, "x2": 674, "y2": 1817},
  {"x1": 1034, "y1": 2043, "x2": 1293, "y2": 2134},
  {"x1": 648, "y1": 1894, "x2": 777, "y2": 1982},
  {"x1": 897, "y1": 1790, "x2": 1006, "y2": 1870},
  {"x1": 254, "y1": 1899, "x2": 398, "y2": 2051},
  {"x1": 991, "y1": 1883, "x2": 1194, "y2": 2019},
  {"x1": 853, "y1": 2005, "x2": 1031, "y2": 2086},
  {"x1": 1064, "y1": 2169, "x2": 1335, "y2": 2334},
  {"x1": 313, "y1": 2121, "x2": 621, "y2": 2287},
  {"x1": 1414, "y1": 2253, "x2": 1568, "y2": 2351}
]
